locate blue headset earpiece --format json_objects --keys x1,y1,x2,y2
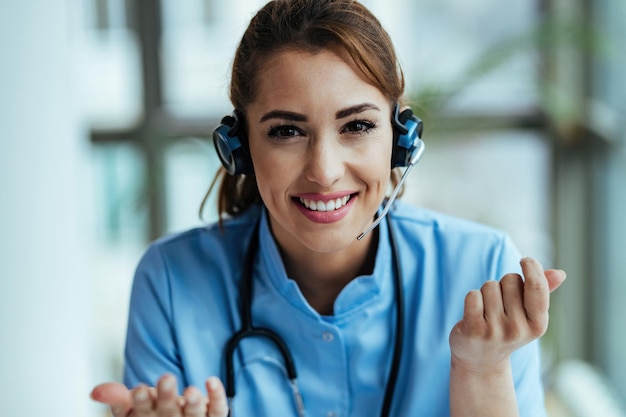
[
  {"x1": 212, "y1": 111, "x2": 253, "y2": 175},
  {"x1": 391, "y1": 103, "x2": 424, "y2": 168}
]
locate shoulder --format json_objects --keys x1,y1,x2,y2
[
  {"x1": 155, "y1": 205, "x2": 260, "y2": 247},
  {"x1": 389, "y1": 200, "x2": 521, "y2": 278}
]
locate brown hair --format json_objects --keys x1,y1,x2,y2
[{"x1": 200, "y1": 0, "x2": 406, "y2": 220}]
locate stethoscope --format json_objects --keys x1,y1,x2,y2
[{"x1": 223, "y1": 214, "x2": 405, "y2": 417}]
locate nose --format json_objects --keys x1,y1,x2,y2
[{"x1": 303, "y1": 136, "x2": 345, "y2": 187}]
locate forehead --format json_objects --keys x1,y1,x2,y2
[{"x1": 249, "y1": 48, "x2": 389, "y2": 113}]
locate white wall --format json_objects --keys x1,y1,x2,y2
[{"x1": 0, "y1": 1, "x2": 96, "y2": 416}]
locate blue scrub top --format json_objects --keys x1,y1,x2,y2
[{"x1": 124, "y1": 201, "x2": 547, "y2": 417}]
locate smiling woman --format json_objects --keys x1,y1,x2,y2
[{"x1": 91, "y1": 1, "x2": 566, "y2": 416}]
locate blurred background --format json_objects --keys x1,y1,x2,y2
[{"x1": 0, "y1": 0, "x2": 624, "y2": 415}]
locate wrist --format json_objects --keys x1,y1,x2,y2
[
  {"x1": 450, "y1": 353, "x2": 512, "y2": 381},
  {"x1": 450, "y1": 354, "x2": 519, "y2": 417}
]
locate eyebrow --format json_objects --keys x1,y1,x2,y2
[
  {"x1": 335, "y1": 103, "x2": 381, "y2": 119},
  {"x1": 258, "y1": 103, "x2": 381, "y2": 123},
  {"x1": 259, "y1": 110, "x2": 307, "y2": 123}
]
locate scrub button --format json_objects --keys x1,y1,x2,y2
[
  {"x1": 322, "y1": 331, "x2": 334, "y2": 342},
  {"x1": 327, "y1": 412, "x2": 337, "y2": 417}
]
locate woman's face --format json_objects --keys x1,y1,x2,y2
[{"x1": 246, "y1": 48, "x2": 393, "y2": 256}]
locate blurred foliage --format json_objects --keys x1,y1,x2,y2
[{"x1": 406, "y1": 14, "x2": 612, "y2": 142}]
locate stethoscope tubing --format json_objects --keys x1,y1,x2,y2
[{"x1": 224, "y1": 214, "x2": 404, "y2": 417}]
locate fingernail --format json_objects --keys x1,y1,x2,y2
[
  {"x1": 559, "y1": 269, "x2": 567, "y2": 279},
  {"x1": 207, "y1": 377, "x2": 218, "y2": 390},
  {"x1": 187, "y1": 393, "x2": 200, "y2": 405},
  {"x1": 161, "y1": 377, "x2": 175, "y2": 391},
  {"x1": 134, "y1": 389, "x2": 148, "y2": 401},
  {"x1": 520, "y1": 256, "x2": 543, "y2": 268}
]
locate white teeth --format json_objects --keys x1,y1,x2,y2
[{"x1": 299, "y1": 195, "x2": 351, "y2": 212}]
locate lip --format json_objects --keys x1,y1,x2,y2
[
  {"x1": 295, "y1": 191, "x2": 356, "y2": 201},
  {"x1": 293, "y1": 191, "x2": 357, "y2": 224}
]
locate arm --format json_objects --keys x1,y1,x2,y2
[
  {"x1": 449, "y1": 257, "x2": 566, "y2": 417},
  {"x1": 91, "y1": 245, "x2": 229, "y2": 417}
]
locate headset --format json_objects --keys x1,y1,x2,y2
[{"x1": 212, "y1": 103, "x2": 424, "y2": 176}]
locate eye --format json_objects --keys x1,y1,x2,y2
[
  {"x1": 267, "y1": 125, "x2": 303, "y2": 139},
  {"x1": 342, "y1": 120, "x2": 377, "y2": 135}
]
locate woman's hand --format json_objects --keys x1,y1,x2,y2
[
  {"x1": 449, "y1": 257, "x2": 566, "y2": 368},
  {"x1": 448, "y1": 257, "x2": 566, "y2": 417},
  {"x1": 90, "y1": 374, "x2": 229, "y2": 417}
]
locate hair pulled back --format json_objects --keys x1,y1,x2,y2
[{"x1": 204, "y1": 0, "x2": 406, "y2": 219}]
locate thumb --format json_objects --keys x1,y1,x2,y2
[
  {"x1": 544, "y1": 269, "x2": 567, "y2": 293},
  {"x1": 90, "y1": 382, "x2": 132, "y2": 417}
]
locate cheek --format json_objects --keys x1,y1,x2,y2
[
  {"x1": 349, "y1": 154, "x2": 391, "y2": 200},
  {"x1": 362, "y1": 160, "x2": 390, "y2": 182},
  {"x1": 251, "y1": 151, "x2": 296, "y2": 199},
  {"x1": 362, "y1": 140, "x2": 393, "y2": 181}
]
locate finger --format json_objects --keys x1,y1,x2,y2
[
  {"x1": 156, "y1": 374, "x2": 180, "y2": 417},
  {"x1": 183, "y1": 386, "x2": 207, "y2": 417},
  {"x1": 463, "y1": 289, "x2": 484, "y2": 321},
  {"x1": 458, "y1": 289, "x2": 485, "y2": 337},
  {"x1": 480, "y1": 280, "x2": 504, "y2": 321},
  {"x1": 520, "y1": 257, "x2": 549, "y2": 334},
  {"x1": 206, "y1": 377, "x2": 229, "y2": 417},
  {"x1": 500, "y1": 273, "x2": 524, "y2": 319},
  {"x1": 90, "y1": 382, "x2": 133, "y2": 417},
  {"x1": 132, "y1": 384, "x2": 156, "y2": 415},
  {"x1": 544, "y1": 268, "x2": 567, "y2": 292}
]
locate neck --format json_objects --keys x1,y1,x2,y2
[{"x1": 278, "y1": 228, "x2": 379, "y2": 315}]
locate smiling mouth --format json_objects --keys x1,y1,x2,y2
[{"x1": 297, "y1": 194, "x2": 355, "y2": 212}]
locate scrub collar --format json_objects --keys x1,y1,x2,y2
[{"x1": 256, "y1": 206, "x2": 393, "y2": 319}]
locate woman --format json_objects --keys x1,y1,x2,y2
[{"x1": 92, "y1": 0, "x2": 566, "y2": 416}]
